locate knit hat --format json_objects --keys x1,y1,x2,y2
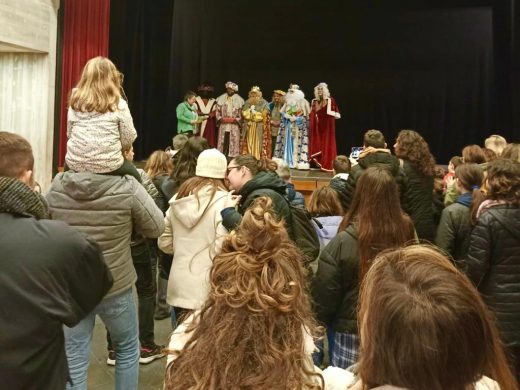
[{"x1": 196, "y1": 148, "x2": 227, "y2": 179}]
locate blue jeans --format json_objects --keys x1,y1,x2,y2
[{"x1": 64, "y1": 288, "x2": 139, "y2": 390}]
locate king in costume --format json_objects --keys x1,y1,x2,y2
[
  {"x1": 309, "y1": 82, "x2": 341, "y2": 171},
  {"x1": 241, "y1": 86, "x2": 271, "y2": 158},
  {"x1": 274, "y1": 84, "x2": 310, "y2": 170}
]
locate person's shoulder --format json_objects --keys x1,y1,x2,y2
[
  {"x1": 475, "y1": 376, "x2": 500, "y2": 390},
  {"x1": 31, "y1": 218, "x2": 91, "y2": 249},
  {"x1": 446, "y1": 202, "x2": 467, "y2": 212},
  {"x1": 117, "y1": 98, "x2": 129, "y2": 110}
]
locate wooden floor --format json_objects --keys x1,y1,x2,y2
[{"x1": 291, "y1": 169, "x2": 334, "y2": 203}]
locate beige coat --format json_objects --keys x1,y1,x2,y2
[{"x1": 158, "y1": 186, "x2": 228, "y2": 310}]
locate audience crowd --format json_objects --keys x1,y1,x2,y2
[{"x1": 1, "y1": 57, "x2": 519, "y2": 389}]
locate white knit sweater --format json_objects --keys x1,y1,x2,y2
[{"x1": 65, "y1": 99, "x2": 137, "y2": 173}]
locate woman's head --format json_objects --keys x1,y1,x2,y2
[
  {"x1": 170, "y1": 136, "x2": 209, "y2": 185},
  {"x1": 462, "y1": 144, "x2": 487, "y2": 164},
  {"x1": 226, "y1": 155, "x2": 277, "y2": 192},
  {"x1": 455, "y1": 163, "x2": 483, "y2": 193},
  {"x1": 484, "y1": 134, "x2": 507, "y2": 156},
  {"x1": 70, "y1": 56, "x2": 122, "y2": 113},
  {"x1": 184, "y1": 91, "x2": 197, "y2": 105},
  {"x1": 483, "y1": 158, "x2": 520, "y2": 205},
  {"x1": 341, "y1": 167, "x2": 402, "y2": 225},
  {"x1": 195, "y1": 148, "x2": 227, "y2": 179},
  {"x1": 358, "y1": 245, "x2": 517, "y2": 390},
  {"x1": 448, "y1": 155, "x2": 463, "y2": 173},
  {"x1": 339, "y1": 167, "x2": 415, "y2": 278},
  {"x1": 394, "y1": 130, "x2": 436, "y2": 177},
  {"x1": 482, "y1": 147, "x2": 497, "y2": 162},
  {"x1": 144, "y1": 150, "x2": 173, "y2": 179},
  {"x1": 455, "y1": 163, "x2": 485, "y2": 223},
  {"x1": 308, "y1": 186, "x2": 343, "y2": 217},
  {"x1": 501, "y1": 143, "x2": 520, "y2": 163},
  {"x1": 165, "y1": 196, "x2": 321, "y2": 389}
]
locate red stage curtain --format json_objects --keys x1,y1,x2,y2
[{"x1": 58, "y1": 0, "x2": 110, "y2": 166}]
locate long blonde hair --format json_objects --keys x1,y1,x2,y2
[{"x1": 69, "y1": 56, "x2": 122, "y2": 113}]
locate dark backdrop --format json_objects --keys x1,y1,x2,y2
[{"x1": 109, "y1": 0, "x2": 518, "y2": 163}]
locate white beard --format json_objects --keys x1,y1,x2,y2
[{"x1": 285, "y1": 89, "x2": 305, "y2": 105}]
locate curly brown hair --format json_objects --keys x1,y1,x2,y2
[
  {"x1": 164, "y1": 196, "x2": 323, "y2": 390},
  {"x1": 395, "y1": 130, "x2": 436, "y2": 177},
  {"x1": 485, "y1": 158, "x2": 520, "y2": 205}
]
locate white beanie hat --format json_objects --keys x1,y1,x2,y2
[{"x1": 196, "y1": 148, "x2": 227, "y2": 179}]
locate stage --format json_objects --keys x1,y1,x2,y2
[{"x1": 290, "y1": 169, "x2": 334, "y2": 203}]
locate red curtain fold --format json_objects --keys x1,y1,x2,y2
[{"x1": 58, "y1": 0, "x2": 110, "y2": 167}]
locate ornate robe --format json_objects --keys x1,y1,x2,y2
[
  {"x1": 216, "y1": 93, "x2": 244, "y2": 157},
  {"x1": 268, "y1": 101, "x2": 283, "y2": 156},
  {"x1": 274, "y1": 98, "x2": 311, "y2": 170},
  {"x1": 195, "y1": 96, "x2": 217, "y2": 147},
  {"x1": 240, "y1": 98, "x2": 271, "y2": 159},
  {"x1": 309, "y1": 97, "x2": 341, "y2": 171}
]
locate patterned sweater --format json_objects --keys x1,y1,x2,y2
[{"x1": 65, "y1": 99, "x2": 137, "y2": 173}]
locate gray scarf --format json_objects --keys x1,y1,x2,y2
[{"x1": 0, "y1": 177, "x2": 49, "y2": 219}]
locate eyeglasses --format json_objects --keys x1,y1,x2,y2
[{"x1": 226, "y1": 166, "x2": 241, "y2": 175}]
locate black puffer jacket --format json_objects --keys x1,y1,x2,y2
[
  {"x1": 152, "y1": 173, "x2": 171, "y2": 214},
  {"x1": 401, "y1": 160, "x2": 435, "y2": 241},
  {"x1": 465, "y1": 205, "x2": 520, "y2": 347},
  {"x1": 311, "y1": 225, "x2": 359, "y2": 333},
  {"x1": 435, "y1": 202, "x2": 472, "y2": 267},
  {"x1": 222, "y1": 171, "x2": 292, "y2": 236},
  {"x1": 343, "y1": 151, "x2": 407, "y2": 211}
]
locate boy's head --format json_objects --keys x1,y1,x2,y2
[
  {"x1": 172, "y1": 134, "x2": 189, "y2": 151},
  {"x1": 333, "y1": 155, "x2": 351, "y2": 175},
  {"x1": 363, "y1": 129, "x2": 386, "y2": 149},
  {"x1": 0, "y1": 131, "x2": 34, "y2": 186}
]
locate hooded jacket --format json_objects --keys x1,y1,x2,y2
[
  {"x1": 311, "y1": 225, "x2": 360, "y2": 333},
  {"x1": 466, "y1": 205, "x2": 520, "y2": 347},
  {"x1": 311, "y1": 215, "x2": 342, "y2": 249},
  {"x1": 342, "y1": 149, "x2": 407, "y2": 212},
  {"x1": 221, "y1": 171, "x2": 293, "y2": 237},
  {"x1": 158, "y1": 185, "x2": 228, "y2": 310},
  {"x1": 46, "y1": 171, "x2": 164, "y2": 298}
]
